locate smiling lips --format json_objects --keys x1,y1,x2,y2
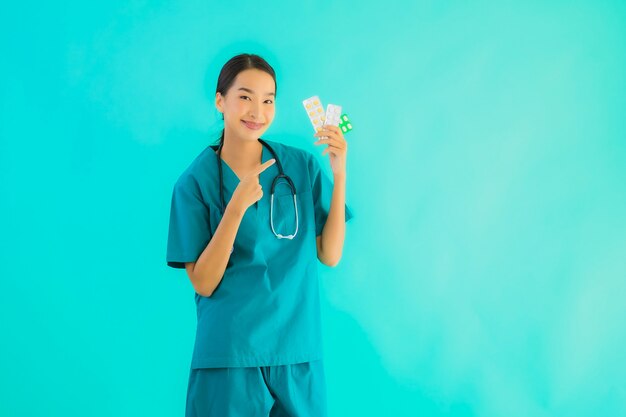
[{"x1": 242, "y1": 120, "x2": 264, "y2": 130}]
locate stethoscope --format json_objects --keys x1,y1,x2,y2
[{"x1": 216, "y1": 138, "x2": 299, "y2": 240}]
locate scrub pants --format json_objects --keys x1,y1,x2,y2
[{"x1": 185, "y1": 360, "x2": 328, "y2": 417}]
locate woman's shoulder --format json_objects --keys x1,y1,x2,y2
[{"x1": 174, "y1": 144, "x2": 218, "y2": 190}]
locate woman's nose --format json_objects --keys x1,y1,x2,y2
[{"x1": 248, "y1": 104, "x2": 261, "y2": 118}]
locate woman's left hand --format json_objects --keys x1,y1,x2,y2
[{"x1": 314, "y1": 125, "x2": 348, "y2": 177}]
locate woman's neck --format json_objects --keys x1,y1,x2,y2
[{"x1": 219, "y1": 133, "x2": 263, "y2": 171}]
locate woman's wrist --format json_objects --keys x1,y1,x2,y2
[
  {"x1": 333, "y1": 172, "x2": 347, "y2": 183},
  {"x1": 225, "y1": 201, "x2": 245, "y2": 219}
]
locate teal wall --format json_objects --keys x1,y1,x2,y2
[{"x1": 1, "y1": 1, "x2": 625, "y2": 416}]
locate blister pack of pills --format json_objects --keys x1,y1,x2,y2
[
  {"x1": 302, "y1": 95, "x2": 353, "y2": 137},
  {"x1": 302, "y1": 96, "x2": 326, "y2": 131},
  {"x1": 324, "y1": 104, "x2": 342, "y2": 127},
  {"x1": 338, "y1": 114, "x2": 353, "y2": 133}
]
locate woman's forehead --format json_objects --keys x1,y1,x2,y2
[{"x1": 234, "y1": 70, "x2": 275, "y2": 94}]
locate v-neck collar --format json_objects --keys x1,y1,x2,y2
[{"x1": 214, "y1": 140, "x2": 272, "y2": 187}]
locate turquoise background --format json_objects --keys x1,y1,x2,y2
[{"x1": 1, "y1": 1, "x2": 625, "y2": 416}]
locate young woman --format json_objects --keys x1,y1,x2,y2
[{"x1": 166, "y1": 53, "x2": 353, "y2": 417}]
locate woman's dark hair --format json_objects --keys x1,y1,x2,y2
[{"x1": 215, "y1": 53, "x2": 277, "y2": 147}]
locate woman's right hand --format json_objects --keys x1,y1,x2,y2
[{"x1": 228, "y1": 159, "x2": 276, "y2": 215}]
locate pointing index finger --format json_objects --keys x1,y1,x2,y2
[{"x1": 249, "y1": 158, "x2": 276, "y2": 177}]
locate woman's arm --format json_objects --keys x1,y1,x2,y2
[
  {"x1": 186, "y1": 203, "x2": 244, "y2": 297},
  {"x1": 316, "y1": 174, "x2": 346, "y2": 267},
  {"x1": 314, "y1": 125, "x2": 349, "y2": 267},
  {"x1": 186, "y1": 159, "x2": 276, "y2": 297}
]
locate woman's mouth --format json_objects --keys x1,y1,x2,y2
[{"x1": 241, "y1": 120, "x2": 264, "y2": 130}]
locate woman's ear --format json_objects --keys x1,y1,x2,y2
[{"x1": 215, "y1": 92, "x2": 224, "y2": 114}]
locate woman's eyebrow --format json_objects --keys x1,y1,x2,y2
[{"x1": 237, "y1": 87, "x2": 275, "y2": 97}]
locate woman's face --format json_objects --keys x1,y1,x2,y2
[{"x1": 216, "y1": 69, "x2": 276, "y2": 142}]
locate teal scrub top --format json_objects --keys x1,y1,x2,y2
[{"x1": 166, "y1": 139, "x2": 354, "y2": 368}]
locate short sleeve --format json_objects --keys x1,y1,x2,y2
[
  {"x1": 308, "y1": 153, "x2": 354, "y2": 237},
  {"x1": 166, "y1": 175, "x2": 212, "y2": 269}
]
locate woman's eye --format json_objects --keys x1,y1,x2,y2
[{"x1": 239, "y1": 96, "x2": 272, "y2": 104}]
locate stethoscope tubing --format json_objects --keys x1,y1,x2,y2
[{"x1": 216, "y1": 138, "x2": 299, "y2": 240}]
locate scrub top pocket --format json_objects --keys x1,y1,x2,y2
[{"x1": 274, "y1": 190, "x2": 313, "y2": 239}]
